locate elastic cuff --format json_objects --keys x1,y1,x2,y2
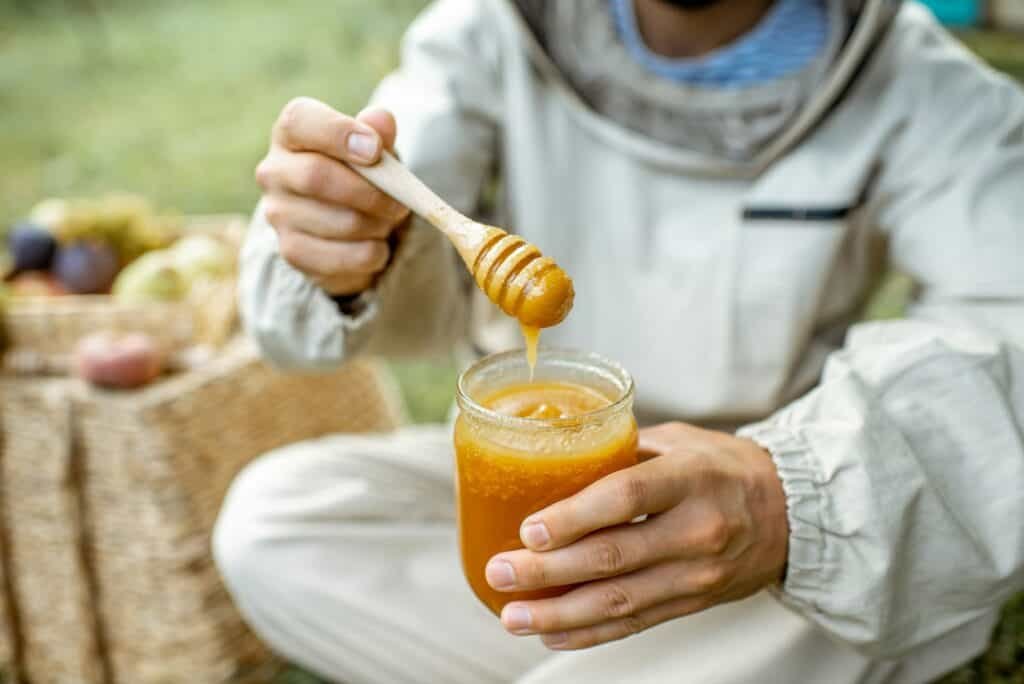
[
  {"x1": 330, "y1": 290, "x2": 377, "y2": 321},
  {"x1": 317, "y1": 287, "x2": 379, "y2": 345},
  {"x1": 737, "y1": 421, "x2": 828, "y2": 614}
]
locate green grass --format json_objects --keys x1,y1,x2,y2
[
  {"x1": 1, "y1": 3, "x2": 1022, "y2": 683},
  {"x1": 0, "y1": 0, "x2": 427, "y2": 226},
  {"x1": 961, "y1": 29, "x2": 1024, "y2": 82}
]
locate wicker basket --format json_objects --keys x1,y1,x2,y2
[
  {"x1": 0, "y1": 338, "x2": 404, "y2": 683},
  {"x1": 1, "y1": 214, "x2": 246, "y2": 367},
  {"x1": 0, "y1": 382, "x2": 106, "y2": 684}
]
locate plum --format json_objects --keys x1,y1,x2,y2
[
  {"x1": 53, "y1": 241, "x2": 120, "y2": 294},
  {"x1": 74, "y1": 332, "x2": 165, "y2": 389},
  {"x1": 8, "y1": 222, "x2": 57, "y2": 272}
]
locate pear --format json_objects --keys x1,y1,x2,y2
[
  {"x1": 170, "y1": 234, "x2": 232, "y2": 284},
  {"x1": 112, "y1": 251, "x2": 188, "y2": 303},
  {"x1": 28, "y1": 198, "x2": 72, "y2": 236}
]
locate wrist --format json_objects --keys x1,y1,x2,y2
[{"x1": 739, "y1": 437, "x2": 790, "y2": 585}]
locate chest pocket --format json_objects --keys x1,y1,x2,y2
[{"x1": 733, "y1": 204, "x2": 855, "y2": 376}]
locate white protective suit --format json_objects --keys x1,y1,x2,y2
[{"x1": 214, "y1": 0, "x2": 1024, "y2": 682}]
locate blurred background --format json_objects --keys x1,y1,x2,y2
[
  {"x1": 1, "y1": 0, "x2": 457, "y2": 423},
  {"x1": 0, "y1": 1, "x2": 1022, "y2": 683}
]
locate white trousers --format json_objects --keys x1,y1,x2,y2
[{"x1": 212, "y1": 426, "x2": 976, "y2": 684}]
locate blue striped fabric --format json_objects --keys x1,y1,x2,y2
[{"x1": 610, "y1": 0, "x2": 831, "y2": 87}]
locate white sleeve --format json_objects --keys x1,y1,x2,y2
[
  {"x1": 240, "y1": 0, "x2": 501, "y2": 368},
  {"x1": 740, "y1": 32, "x2": 1024, "y2": 657}
]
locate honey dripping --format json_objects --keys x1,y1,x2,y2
[{"x1": 521, "y1": 323, "x2": 540, "y2": 381}]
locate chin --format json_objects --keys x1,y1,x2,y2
[{"x1": 656, "y1": 0, "x2": 728, "y2": 9}]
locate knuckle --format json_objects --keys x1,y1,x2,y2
[
  {"x1": 692, "y1": 564, "x2": 729, "y2": 594},
  {"x1": 297, "y1": 157, "x2": 330, "y2": 196},
  {"x1": 621, "y1": 613, "x2": 648, "y2": 637},
  {"x1": 599, "y1": 582, "x2": 634, "y2": 619},
  {"x1": 522, "y1": 556, "x2": 548, "y2": 587},
  {"x1": 254, "y1": 158, "x2": 274, "y2": 188},
  {"x1": 616, "y1": 474, "x2": 648, "y2": 516},
  {"x1": 588, "y1": 539, "x2": 627, "y2": 576},
  {"x1": 694, "y1": 513, "x2": 731, "y2": 555},
  {"x1": 262, "y1": 197, "x2": 285, "y2": 227},
  {"x1": 277, "y1": 96, "x2": 311, "y2": 135},
  {"x1": 346, "y1": 241, "x2": 388, "y2": 272}
]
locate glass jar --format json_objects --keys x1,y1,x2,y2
[{"x1": 454, "y1": 348, "x2": 637, "y2": 615}]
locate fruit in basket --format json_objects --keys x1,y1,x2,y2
[
  {"x1": 112, "y1": 250, "x2": 187, "y2": 302},
  {"x1": 28, "y1": 195, "x2": 180, "y2": 263},
  {"x1": 170, "y1": 234, "x2": 232, "y2": 282},
  {"x1": 27, "y1": 197, "x2": 72, "y2": 235},
  {"x1": 74, "y1": 332, "x2": 165, "y2": 389},
  {"x1": 8, "y1": 222, "x2": 58, "y2": 272},
  {"x1": 8, "y1": 271, "x2": 69, "y2": 297},
  {"x1": 53, "y1": 241, "x2": 120, "y2": 294},
  {"x1": 94, "y1": 194, "x2": 179, "y2": 261}
]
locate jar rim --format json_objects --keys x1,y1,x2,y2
[{"x1": 455, "y1": 347, "x2": 635, "y2": 430}]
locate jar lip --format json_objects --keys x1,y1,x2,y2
[{"x1": 456, "y1": 347, "x2": 635, "y2": 429}]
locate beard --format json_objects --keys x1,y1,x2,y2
[{"x1": 655, "y1": 0, "x2": 727, "y2": 9}]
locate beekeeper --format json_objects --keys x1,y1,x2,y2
[{"x1": 213, "y1": 0, "x2": 1024, "y2": 682}]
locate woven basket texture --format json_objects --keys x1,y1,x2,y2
[{"x1": 0, "y1": 338, "x2": 403, "y2": 683}]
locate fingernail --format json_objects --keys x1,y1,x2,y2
[
  {"x1": 502, "y1": 604, "x2": 532, "y2": 633},
  {"x1": 521, "y1": 521, "x2": 550, "y2": 549},
  {"x1": 346, "y1": 130, "x2": 379, "y2": 162},
  {"x1": 542, "y1": 632, "x2": 568, "y2": 649},
  {"x1": 485, "y1": 560, "x2": 517, "y2": 590}
]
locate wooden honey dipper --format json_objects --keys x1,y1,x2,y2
[{"x1": 348, "y1": 152, "x2": 574, "y2": 329}]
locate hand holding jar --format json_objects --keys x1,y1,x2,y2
[{"x1": 485, "y1": 422, "x2": 790, "y2": 651}]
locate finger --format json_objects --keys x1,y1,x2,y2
[
  {"x1": 314, "y1": 271, "x2": 375, "y2": 296},
  {"x1": 277, "y1": 229, "x2": 390, "y2": 277},
  {"x1": 356, "y1": 107, "x2": 398, "y2": 152},
  {"x1": 520, "y1": 458, "x2": 685, "y2": 551},
  {"x1": 273, "y1": 96, "x2": 382, "y2": 164},
  {"x1": 500, "y1": 560, "x2": 727, "y2": 635},
  {"x1": 637, "y1": 421, "x2": 711, "y2": 455},
  {"x1": 263, "y1": 194, "x2": 397, "y2": 241},
  {"x1": 539, "y1": 592, "x2": 711, "y2": 651},
  {"x1": 257, "y1": 151, "x2": 408, "y2": 221},
  {"x1": 490, "y1": 519, "x2": 675, "y2": 591}
]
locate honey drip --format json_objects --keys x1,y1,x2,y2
[{"x1": 521, "y1": 323, "x2": 540, "y2": 381}]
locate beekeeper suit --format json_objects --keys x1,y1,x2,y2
[{"x1": 213, "y1": 0, "x2": 1024, "y2": 682}]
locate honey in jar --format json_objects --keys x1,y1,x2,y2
[{"x1": 454, "y1": 348, "x2": 637, "y2": 614}]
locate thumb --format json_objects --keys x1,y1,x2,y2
[{"x1": 356, "y1": 107, "x2": 398, "y2": 153}]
